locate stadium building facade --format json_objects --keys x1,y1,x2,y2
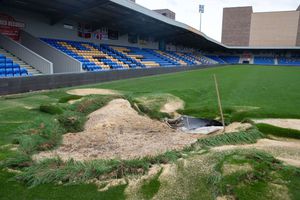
[{"x1": 222, "y1": 5, "x2": 300, "y2": 47}]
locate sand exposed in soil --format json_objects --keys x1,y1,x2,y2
[
  {"x1": 253, "y1": 119, "x2": 300, "y2": 131},
  {"x1": 67, "y1": 88, "x2": 121, "y2": 96},
  {"x1": 216, "y1": 122, "x2": 252, "y2": 134},
  {"x1": 213, "y1": 139, "x2": 300, "y2": 168},
  {"x1": 34, "y1": 99, "x2": 201, "y2": 161},
  {"x1": 160, "y1": 99, "x2": 184, "y2": 115}
]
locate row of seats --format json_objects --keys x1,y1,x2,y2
[
  {"x1": 184, "y1": 53, "x2": 215, "y2": 65},
  {"x1": 167, "y1": 51, "x2": 197, "y2": 65},
  {"x1": 219, "y1": 56, "x2": 240, "y2": 64},
  {"x1": 154, "y1": 50, "x2": 186, "y2": 66},
  {"x1": 254, "y1": 56, "x2": 274, "y2": 65},
  {"x1": 42, "y1": 38, "x2": 222, "y2": 72},
  {"x1": 278, "y1": 57, "x2": 300, "y2": 65},
  {"x1": 204, "y1": 55, "x2": 227, "y2": 64},
  {"x1": 0, "y1": 54, "x2": 29, "y2": 78},
  {"x1": 42, "y1": 39, "x2": 147, "y2": 71},
  {"x1": 127, "y1": 47, "x2": 176, "y2": 67}
]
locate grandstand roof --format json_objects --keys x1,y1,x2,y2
[
  {"x1": 2, "y1": 0, "x2": 227, "y2": 50},
  {"x1": 2, "y1": 0, "x2": 300, "y2": 51}
]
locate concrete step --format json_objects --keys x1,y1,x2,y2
[{"x1": 0, "y1": 48, "x2": 41, "y2": 75}]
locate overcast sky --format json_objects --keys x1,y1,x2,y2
[{"x1": 136, "y1": 0, "x2": 300, "y2": 42}]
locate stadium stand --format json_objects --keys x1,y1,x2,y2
[
  {"x1": 278, "y1": 57, "x2": 300, "y2": 65},
  {"x1": 153, "y1": 50, "x2": 187, "y2": 66},
  {"x1": 42, "y1": 38, "x2": 215, "y2": 71},
  {"x1": 204, "y1": 55, "x2": 227, "y2": 64},
  {"x1": 165, "y1": 52, "x2": 195, "y2": 65},
  {"x1": 126, "y1": 47, "x2": 175, "y2": 67},
  {"x1": 186, "y1": 53, "x2": 217, "y2": 65},
  {"x1": 42, "y1": 39, "x2": 147, "y2": 71},
  {"x1": 0, "y1": 48, "x2": 32, "y2": 78},
  {"x1": 219, "y1": 56, "x2": 240, "y2": 64},
  {"x1": 253, "y1": 56, "x2": 275, "y2": 65}
]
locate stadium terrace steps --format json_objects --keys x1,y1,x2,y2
[{"x1": 0, "y1": 48, "x2": 39, "y2": 78}]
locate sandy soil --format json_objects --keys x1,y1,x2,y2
[
  {"x1": 67, "y1": 88, "x2": 121, "y2": 96},
  {"x1": 253, "y1": 119, "x2": 300, "y2": 131},
  {"x1": 216, "y1": 122, "x2": 252, "y2": 134},
  {"x1": 213, "y1": 139, "x2": 300, "y2": 168},
  {"x1": 34, "y1": 99, "x2": 202, "y2": 161},
  {"x1": 222, "y1": 163, "x2": 252, "y2": 176},
  {"x1": 160, "y1": 99, "x2": 184, "y2": 115}
]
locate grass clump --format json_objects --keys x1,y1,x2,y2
[
  {"x1": 14, "y1": 118, "x2": 65, "y2": 154},
  {"x1": 0, "y1": 152, "x2": 32, "y2": 169},
  {"x1": 197, "y1": 128, "x2": 265, "y2": 147},
  {"x1": 146, "y1": 151, "x2": 182, "y2": 165},
  {"x1": 15, "y1": 158, "x2": 150, "y2": 187},
  {"x1": 127, "y1": 93, "x2": 174, "y2": 120},
  {"x1": 134, "y1": 102, "x2": 170, "y2": 120},
  {"x1": 0, "y1": 170, "x2": 127, "y2": 200},
  {"x1": 40, "y1": 104, "x2": 63, "y2": 115},
  {"x1": 13, "y1": 150, "x2": 183, "y2": 187},
  {"x1": 58, "y1": 111, "x2": 86, "y2": 133},
  {"x1": 139, "y1": 169, "x2": 163, "y2": 200},
  {"x1": 208, "y1": 150, "x2": 300, "y2": 200},
  {"x1": 58, "y1": 95, "x2": 82, "y2": 103},
  {"x1": 256, "y1": 123, "x2": 300, "y2": 139},
  {"x1": 69, "y1": 95, "x2": 117, "y2": 114}
]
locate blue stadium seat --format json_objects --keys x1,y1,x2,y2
[
  {"x1": 254, "y1": 57, "x2": 274, "y2": 65},
  {"x1": 20, "y1": 68, "x2": 28, "y2": 75}
]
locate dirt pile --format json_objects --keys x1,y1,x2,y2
[{"x1": 34, "y1": 99, "x2": 201, "y2": 161}]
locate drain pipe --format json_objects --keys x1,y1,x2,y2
[{"x1": 213, "y1": 74, "x2": 226, "y2": 132}]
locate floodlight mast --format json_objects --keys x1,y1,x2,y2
[{"x1": 199, "y1": 4, "x2": 205, "y2": 32}]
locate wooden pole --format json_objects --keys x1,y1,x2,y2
[{"x1": 213, "y1": 74, "x2": 225, "y2": 132}]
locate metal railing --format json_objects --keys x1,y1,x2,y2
[
  {"x1": 0, "y1": 33, "x2": 53, "y2": 74},
  {"x1": 20, "y1": 31, "x2": 82, "y2": 73}
]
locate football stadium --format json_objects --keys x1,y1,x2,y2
[{"x1": 0, "y1": 0, "x2": 300, "y2": 199}]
